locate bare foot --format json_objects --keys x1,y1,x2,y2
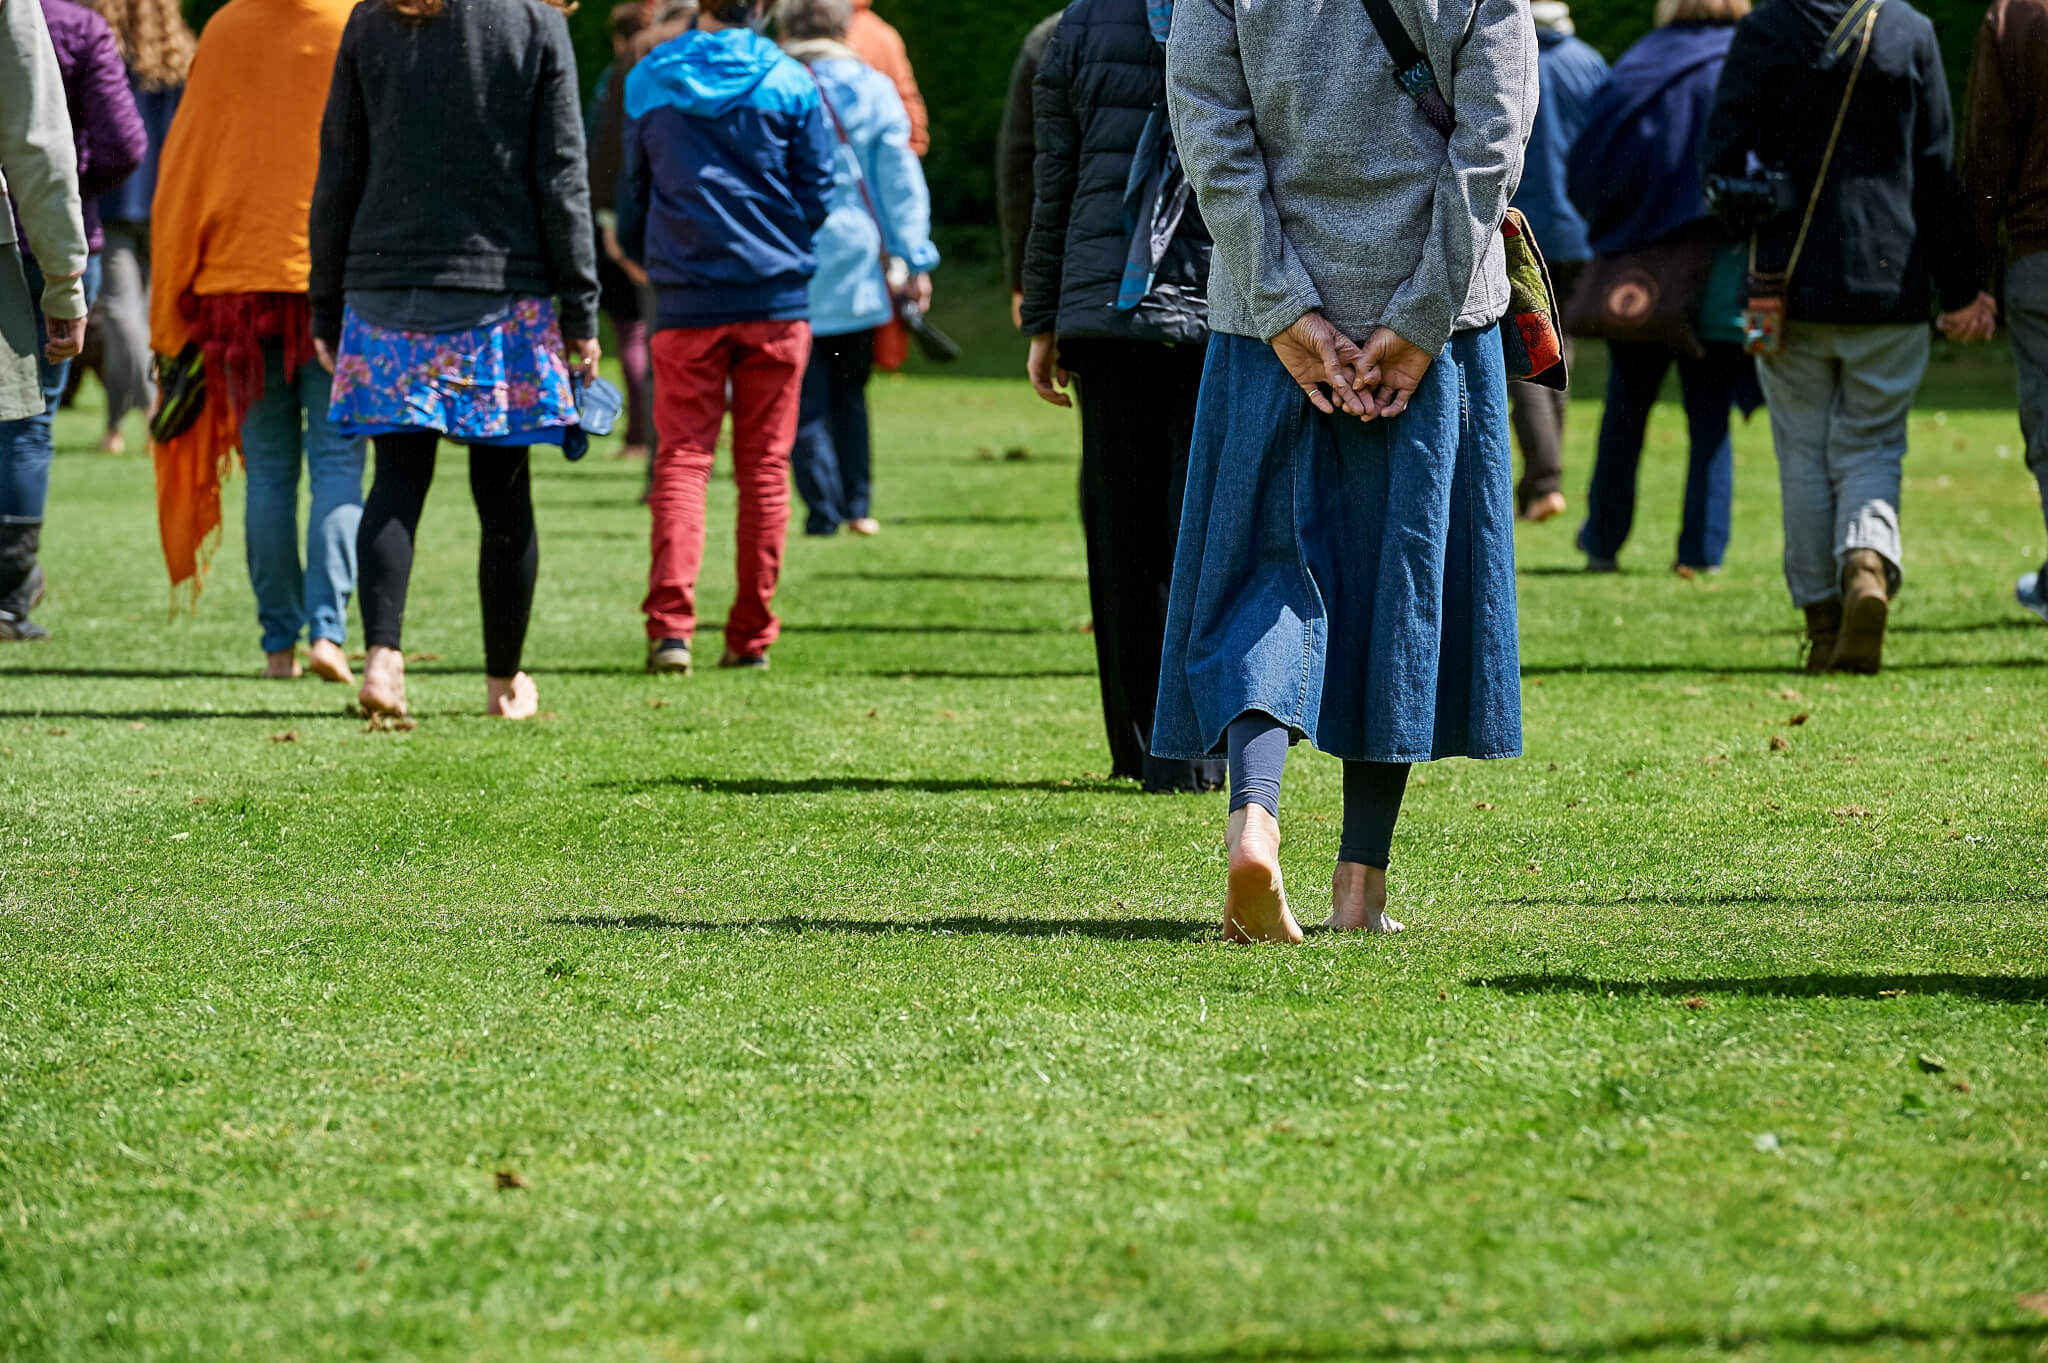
[
  {"x1": 1327, "y1": 862, "x2": 1406, "y2": 934},
  {"x1": 98, "y1": 430, "x2": 126, "y2": 456},
  {"x1": 1223, "y1": 804, "x2": 1303, "y2": 945},
  {"x1": 263, "y1": 649, "x2": 302, "y2": 679},
  {"x1": 1519, "y1": 491, "x2": 1567, "y2": 524},
  {"x1": 849, "y1": 517, "x2": 882, "y2": 537},
  {"x1": 486, "y1": 672, "x2": 539, "y2": 719},
  {"x1": 307, "y1": 639, "x2": 355, "y2": 686},
  {"x1": 358, "y1": 645, "x2": 407, "y2": 718}
]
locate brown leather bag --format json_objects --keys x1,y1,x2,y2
[{"x1": 1563, "y1": 223, "x2": 1722, "y2": 358}]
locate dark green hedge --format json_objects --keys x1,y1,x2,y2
[{"x1": 189, "y1": 0, "x2": 1990, "y2": 229}]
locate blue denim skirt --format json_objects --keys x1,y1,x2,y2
[{"x1": 1151, "y1": 326, "x2": 1523, "y2": 764}]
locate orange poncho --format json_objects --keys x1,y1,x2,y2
[{"x1": 147, "y1": 0, "x2": 353, "y2": 608}]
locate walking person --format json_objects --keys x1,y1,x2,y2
[
  {"x1": 783, "y1": 0, "x2": 938, "y2": 540},
  {"x1": 847, "y1": 0, "x2": 927, "y2": 157},
  {"x1": 1568, "y1": 0, "x2": 1758, "y2": 578},
  {"x1": 1962, "y1": 0, "x2": 2048, "y2": 623},
  {"x1": 85, "y1": 0, "x2": 190, "y2": 455},
  {"x1": 620, "y1": 0, "x2": 833, "y2": 675},
  {"x1": 1021, "y1": 0, "x2": 1226, "y2": 795},
  {"x1": 586, "y1": 1, "x2": 657, "y2": 462},
  {"x1": 309, "y1": 0, "x2": 602, "y2": 720},
  {"x1": 1507, "y1": 0, "x2": 1605, "y2": 524},
  {"x1": 996, "y1": 12, "x2": 1062, "y2": 331},
  {"x1": 149, "y1": 0, "x2": 363, "y2": 680},
  {"x1": 1704, "y1": 0, "x2": 1989, "y2": 673},
  {"x1": 0, "y1": 0, "x2": 94, "y2": 641},
  {"x1": 1158, "y1": 0, "x2": 1536, "y2": 941}
]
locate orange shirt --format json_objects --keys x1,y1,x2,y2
[{"x1": 847, "y1": 0, "x2": 928, "y2": 157}]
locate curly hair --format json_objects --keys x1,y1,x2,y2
[{"x1": 87, "y1": 0, "x2": 196, "y2": 90}]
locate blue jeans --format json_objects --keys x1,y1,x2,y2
[
  {"x1": 1577, "y1": 339, "x2": 1744, "y2": 570},
  {"x1": 790, "y1": 329, "x2": 875, "y2": 534},
  {"x1": 0, "y1": 255, "x2": 103, "y2": 523},
  {"x1": 243, "y1": 347, "x2": 366, "y2": 652}
]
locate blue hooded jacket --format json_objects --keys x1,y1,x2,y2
[
  {"x1": 796, "y1": 49, "x2": 939, "y2": 338},
  {"x1": 1510, "y1": 29, "x2": 1608, "y2": 264},
  {"x1": 1567, "y1": 23, "x2": 1737, "y2": 256},
  {"x1": 620, "y1": 27, "x2": 836, "y2": 330}
]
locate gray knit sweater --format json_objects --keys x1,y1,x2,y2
[
  {"x1": 1165, "y1": 0, "x2": 1538, "y2": 355},
  {"x1": 0, "y1": 0, "x2": 88, "y2": 318}
]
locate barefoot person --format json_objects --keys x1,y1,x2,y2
[
  {"x1": 308, "y1": 0, "x2": 601, "y2": 720},
  {"x1": 148, "y1": 0, "x2": 363, "y2": 682},
  {"x1": 1157, "y1": 0, "x2": 1536, "y2": 942}
]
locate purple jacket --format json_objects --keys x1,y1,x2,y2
[{"x1": 38, "y1": 0, "x2": 145, "y2": 252}]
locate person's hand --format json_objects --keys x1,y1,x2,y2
[
  {"x1": 907, "y1": 272, "x2": 933, "y2": 314},
  {"x1": 571, "y1": 336, "x2": 602, "y2": 383},
  {"x1": 313, "y1": 338, "x2": 337, "y2": 373},
  {"x1": 1938, "y1": 291, "x2": 1998, "y2": 344},
  {"x1": 1357, "y1": 327, "x2": 1434, "y2": 420},
  {"x1": 1027, "y1": 333, "x2": 1070, "y2": 408},
  {"x1": 43, "y1": 314, "x2": 87, "y2": 364},
  {"x1": 1010, "y1": 289, "x2": 1025, "y2": 331},
  {"x1": 1270, "y1": 311, "x2": 1371, "y2": 417}
]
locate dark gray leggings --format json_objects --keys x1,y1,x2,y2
[{"x1": 1226, "y1": 712, "x2": 1411, "y2": 869}]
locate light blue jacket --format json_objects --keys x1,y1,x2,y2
[{"x1": 791, "y1": 46, "x2": 938, "y2": 338}]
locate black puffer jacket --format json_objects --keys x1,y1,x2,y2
[{"x1": 1019, "y1": 0, "x2": 1209, "y2": 345}]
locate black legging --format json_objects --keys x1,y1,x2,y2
[
  {"x1": 1226, "y1": 712, "x2": 1411, "y2": 870},
  {"x1": 357, "y1": 432, "x2": 537, "y2": 679}
]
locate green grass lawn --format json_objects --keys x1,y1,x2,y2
[{"x1": 2, "y1": 301, "x2": 2046, "y2": 1362}]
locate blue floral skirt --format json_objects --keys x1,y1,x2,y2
[
  {"x1": 1151, "y1": 326, "x2": 1523, "y2": 765},
  {"x1": 327, "y1": 298, "x2": 576, "y2": 445}
]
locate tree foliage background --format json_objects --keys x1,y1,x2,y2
[{"x1": 186, "y1": 0, "x2": 1990, "y2": 230}]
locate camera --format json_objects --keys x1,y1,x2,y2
[{"x1": 1705, "y1": 169, "x2": 1798, "y2": 233}]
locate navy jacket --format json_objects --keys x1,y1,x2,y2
[
  {"x1": 1568, "y1": 23, "x2": 1735, "y2": 257},
  {"x1": 620, "y1": 27, "x2": 836, "y2": 331},
  {"x1": 1701, "y1": 0, "x2": 1979, "y2": 322},
  {"x1": 1512, "y1": 29, "x2": 1608, "y2": 264}
]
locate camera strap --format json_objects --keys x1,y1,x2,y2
[
  {"x1": 1751, "y1": 0, "x2": 1881, "y2": 294},
  {"x1": 1359, "y1": 0, "x2": 1457, "y2": 137}
]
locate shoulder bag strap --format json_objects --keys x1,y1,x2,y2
[
  {"x1": 805, "y1": 66, "x2": 897, "y2": 289},
  {"x1": 1752, "y1": 0, "x2": 1881, "y2": 290},
  {"x1": 1359, "y1": 0, "x2": 1456, "y2": 138}
]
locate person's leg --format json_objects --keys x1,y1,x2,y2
[
  {"x1": 293, "y1": 359, "x2": 365, "y2": 685},
  {"x1": 1755, "y1": 326, "x2": 1845, "y2": 666},
  {"x1": 1072, "y1": 342, "x2": 1156, "y2": 782},
  {"x1": 831, "y1": 329, "x2": 877, "y2": 528},
  {"x1": 2001, "y1": 253, "x2": 2048, "y2": 611},
  {"x1": 644, "y1": 327, "x2": 735, "y2": 659},
  {"x1": 355, "y1": 430, "x2": 440, "y2": 715},
  {"x1": 721, "y1": 320, "x2": 808, "y2": 662},
  {"x1": 1329, "y1": 760, "x2": 1411, "y2": 933},
  {"x1": 617, "y1": 316, "x2": 655, "y2": 453},
  {"x1": 789, "y1": 332, "x2": 847, "y2": 536},
  {"x1": 468, "y1": 445, "x2": 540, "y2": 717},
  {"x1": 1576, "y1": 340, "x2": 1670, "y2": 567},
  {"x1": 240, "y1": 345, "x2": 309, "y2": 674},
  {"x1": 0, "y1": 254, "x2": 99, "y2": 641},
  {"x1": 1825, "y1": 323, "x2": 1926, "y2": 674},
  {"x1": 1222, "y1": 711, "x2": 1301, "y2": 945},
  {"x1": 1513, "y1": 260, "x2": 1581, "y2": 521},
  {"x1": 95, "y1": 224, "x2": 153, "y2": 446},
  {"x1": 1673, "y1": 343, "x2": 1741, "y2": 571},
  {"x1": 1142, "y1": 343, "x2": 1227, "y2": 793}
]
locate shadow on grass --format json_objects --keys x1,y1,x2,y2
[
  {"x1": 552, "y1": 912, "x2": 1212, "y2": 941},
  {"x1": 788, "y1": 622, "x2": 1071, "y2": 636},
  {"x1": 890, "y1": 513, "x2": 1069, "y2": 527},
  {"x1": 1521, "y1": 658, "x2": 2045, "y2": 675},
  {"x1": 593, "y1": 774, "x2": 1135, "y2": 796},
  {"x1": 855, "y1": 669, "x2": 1096, "y2": 680},
  {"x1": 837, "y1": 1320, "x2": 2048, "y2": 1361},
  {"x1": 811, "y1": 570, "x2": 1089, "y2": 585},
  {"x1": 1470, "y1": 972, "x2": 2048, "y2": 1004}
]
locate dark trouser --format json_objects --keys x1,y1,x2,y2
[
  {"x1": 1066, "y1": 337, "x2": 1227, "y2": 793},
  {"x1": 1578, "y1": 339, "x2": 1745, "y2": 570},
  {"x1": 1226, "y1": 712, "x2": 1411, "y2": 868},
  {"x1": 791, "y1": 329, "x2": 876, "y2": 535},
  {"x1": 1508, "y1": 259, "x2": 1582, "y2": 510},
  {"x1": 358, "y1": 432, "x2": 538, "y2": 678}
]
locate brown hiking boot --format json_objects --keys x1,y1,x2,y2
[
  {"x1": 1829, "y1": 549, "x2": 1890, "y2": 675},
  {"x1": 1803, "y1": 601, "x2": 1842, "y2": 673}
]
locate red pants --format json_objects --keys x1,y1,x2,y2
[{"x1": 645, "y1": 321, "x2": 810, "y2": 655}]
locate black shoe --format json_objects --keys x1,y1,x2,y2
[{"x1": 718, "y1": 649, "x2": 769, "y2": 670}]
